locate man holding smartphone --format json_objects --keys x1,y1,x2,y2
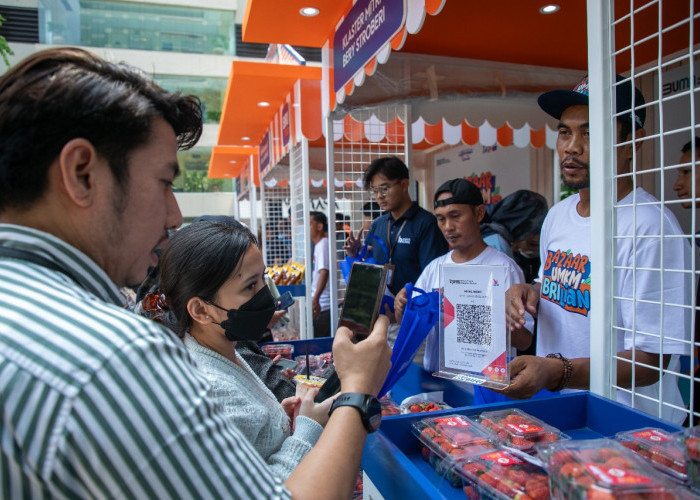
[{"x1": 0, "y1": 47, "x2": 392, "y2": 499}]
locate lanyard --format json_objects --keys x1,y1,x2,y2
[{"x1": 386, "y1": 219, "x2": 408, "y2": 261}]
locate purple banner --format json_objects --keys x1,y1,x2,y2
[
  {"x1": 281, "y1": 102, "x2": 290, "y2": 148},
  {"x1": 333, "y1": 0, "x2": 405, "y2": 93},
  {"x1": 259, "y1": 132, "x2": 270, "y2": 172}
]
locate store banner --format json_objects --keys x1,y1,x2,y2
[
  {"x1": 333, "y1": 0, "x2": 405, "y2": 92},
  {"x1": 259, "y1": 132, "x2": 270, "y2": 173},
  {"x1": 281, "y1": 102, "x2": 290, "y2": 149}
]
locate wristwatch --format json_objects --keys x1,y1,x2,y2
[{"x1": 328, "y1": 393, "x2": 382, "y2": 433}]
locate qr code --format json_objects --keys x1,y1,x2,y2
[{"x1": 455, "y1": 304, "x2": 492, "y2": 345}]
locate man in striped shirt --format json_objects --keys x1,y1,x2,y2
[{"x1": 0, "y1": 47, "x2": 391, "y2": 498}]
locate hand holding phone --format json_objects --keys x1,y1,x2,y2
[
  {"x1": 276, "y1": 291, "x2": 295, "y2": 311},
  {"x1": 338, "y1": 262, "x2": 389, "y2": 342},
  {"x1": 274, "y1": 357, "x2": 298, "y2": 371},
  {"x1": 315, "y1": 263, "x2": 388, "y2": 402}
]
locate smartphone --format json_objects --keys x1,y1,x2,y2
[
  {"x1": 275, "y1": 291, "x2": 295, "y2": 311},
  {"x1": 314, "y1": 263, "x2": 388, "y2": 403},
  {"x1": 338, "y1": 262, "x2": 389, "y2": 342},
  {"x1": 274, "y1": 357, "x2": 298, "y2": 371}
]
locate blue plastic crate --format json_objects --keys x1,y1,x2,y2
[
  {"x1": 259, "y1": 337, "x2": 334, "y2": 357},
  {"x1": 362, "y1": 392, "x2": 683, "y2": 500},
  {"x1": 276, "y1": 284, "x2": 305, "y2": 296}
]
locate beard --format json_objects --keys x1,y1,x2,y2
[
  {"x1": 561, "y1": 156, "x2": 590, "y2": 190},
  {"x1": 563, "y1": 176, "x2": 590, "y2": 190}
]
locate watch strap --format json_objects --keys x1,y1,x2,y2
[{"x1": 329, "y1": 393, "x2": 381, "y2": 433}]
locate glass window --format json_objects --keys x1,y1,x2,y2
[
  {"x1": 154, "y1": 75, "x2": 226, "y2": 124},
  {"x1": 175, "y1": 147, "x2": 233, "y2": 193},
  {"x1": 39, "y1": 0, "x2": 235, "y2": 55}
]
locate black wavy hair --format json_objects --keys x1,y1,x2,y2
[{"x1": 0, "y1": 47, "x2": 202, "y2": 212}]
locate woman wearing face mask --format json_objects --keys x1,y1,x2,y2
[{"x1": 158, "y1": 220, "x2": 332, "y2": 480}]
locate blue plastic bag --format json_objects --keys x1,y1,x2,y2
[
  {"x1": 379, "y1": 283, "x2": 439, "y2": 397},
  {"x1": 339, "y1": 234, "x2": 389, "y2": 284}
]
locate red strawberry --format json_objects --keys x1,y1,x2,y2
[{"x1": 525, "y1": 479, "x2": 549, "y2": 500}]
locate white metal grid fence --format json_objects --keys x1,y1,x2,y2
[
  {"x1": 328, "y1": 104, "x2": 409, "y2": 311},
  {"x1": 289, "y1": 142, "x2": 313, "y2": 339},
  {"x1": 590, "y1": 0, "x2": 698, "y2": 425},
  {"x1": 261, "y1": 183, "x2": 292, "y2": 267}
]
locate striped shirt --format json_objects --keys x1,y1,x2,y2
[{"x1": 0, "y1": 224, "x2": 291, "y2": 499}]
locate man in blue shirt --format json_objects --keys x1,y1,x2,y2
[{"x1": 344, "y1": 156, "x2": 448, "y2": 298}]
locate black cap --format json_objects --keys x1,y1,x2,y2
[
  {"x1": 538, "y1": 74, "x2": 646, "y2": 128},
  {"x1": 434, "y1": 178, "x2": 483, "y2": 209}
]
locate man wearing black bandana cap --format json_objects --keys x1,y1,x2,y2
[
  {"x1": 395, "y1": 178, "x2": 534, "y2": 373},
  {"x1": 504, "y1": 75, "x2": 690, "y2": 424}
]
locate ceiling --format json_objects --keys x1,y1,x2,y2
[
  {"x1": 242, "y1": 0, "x2": 693, "y2": 73},
  {"x1": 243, "y1": 1, "x2": 590, "y2": 68},
  {"x1": 216, "y1": 0, "x2": 695, "y2": 178}
]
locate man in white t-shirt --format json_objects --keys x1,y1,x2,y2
[
  {"x1": 506, "y1": 75, "x2": 691, "y2": 424},
  {"x1": 310, "y1": 211, "x2": 331, "y2": 337},
  {"x1": 395, "y1": 178, "x2": 533, "y2": 373}
]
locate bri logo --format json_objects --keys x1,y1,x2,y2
[
  {"x1": 492, "y1": 279, "x2": 499, "y2": 286},
  {"x1": 398, "y1": 236, "x2": 411, "y2": 244}
]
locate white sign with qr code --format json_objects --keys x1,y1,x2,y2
[{"x1": 438, "y1": 264, "x2": 508, "y2": 388}]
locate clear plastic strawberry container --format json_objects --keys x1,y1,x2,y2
[
  {"x1": 682, "y1": 426, "x2": 700, "y2": 492},
  {"x1": 615, "y1": 427, "x2": 687, "y2": 483},
  {"x1": 540, "y1": 438, "x2": 696, "y2": 499},
  {"x1": 411, "y1": 414, "x2": 495, "y2": 487},
  {"x1": 476, "y1": 408, "x2": 569, "y2": 453},
  {"x1": 453, "y1": 447, "x2": 550, "y2": 500},
  {"x1": 379, "y1": 395, "x2": 401, "y2": 417},
  {"x1": 261, "y1": 343, "x2": 294, "y2": 360},
  {"x1": 400, "y1": 400, "x2": 451, "y2": 414}
]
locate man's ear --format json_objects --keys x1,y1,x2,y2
[
  {"x1": 57, "y1": 138, "x2": 101, "y2": 208},
  {"x1": 187, "y1": 296, "x2": 216, "y2": 326},
  {"x1": 633, "y1": 127, "x2": 646, "y2": 151},
  {"x1": 622, "y1": 128, "x2": 647, "y2": 163},
  {"x1": 475, "y1": 204, "x2": 486, "y2": 223}
]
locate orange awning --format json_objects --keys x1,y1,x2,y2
[
  {"x1": 212, "y1": 60, "x2": 322, "y2": 180},
  {"x1": 217, "y1": 61, "x2": 321, "y2": 147},
  {"x1": 330, "y1": 114, "x2": 556, "y2": 150},
  {"x1": 208, "y1": 145, "x2": 259, "y2": 185},
  {"x1": 242, "y1": 1, "x2": 349, "y2": 47},
  {"x1": 242, "y1": 0, "x2": 693, "y2": 109}
]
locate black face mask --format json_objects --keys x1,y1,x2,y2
[{"x1": 210, "y1": 286, "x2": 275, "y2": 342}]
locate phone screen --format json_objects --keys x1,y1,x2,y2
[
  {"x1": 274, "y1": 357, "x2": 298, "y2": 371},
  {"x1": 339, "y1": 262, "x2": 387, "y2": 340}
]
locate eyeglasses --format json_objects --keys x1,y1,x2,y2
[{"x1": 368, "y1": 182, "x2": 399, "y2": 197}]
